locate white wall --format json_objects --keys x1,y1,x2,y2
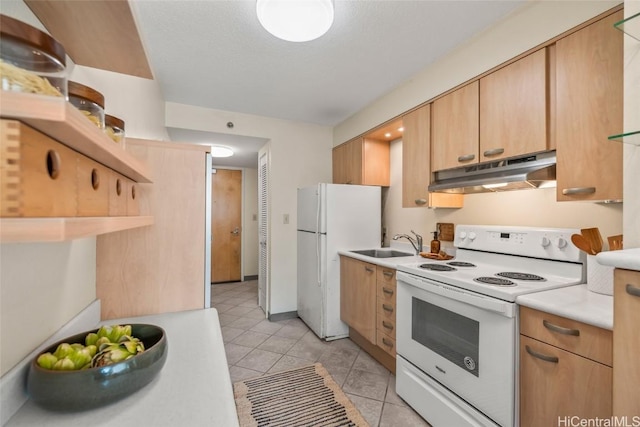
[
  {"x1": 165, "y1": 103, "x2": 333, "y2": 314},
  {"x1": 0, "y1": 1, "x2": 169, "y2": 376},
  {"x1": 340, "y1": 1, "x2": 628, "y2": 249}
]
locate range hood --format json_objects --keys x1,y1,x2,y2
[{"x1": 428, "y1": 151, "x2": 557, "y2": 194}]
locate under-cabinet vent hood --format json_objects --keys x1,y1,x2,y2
[{"x1": 428, "y1": 151, "x2": 557, "y2": 194}]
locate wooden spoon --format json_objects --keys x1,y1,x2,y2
[
  {"x1": 581, "y1": 228, "x2": 603, "y2": 254},
  {"x1": 607, "y1": 234, "x2": 623, "y2": 251},
  {"x1": 571, "y1": 234, "x2": 596, "y2": 255}
]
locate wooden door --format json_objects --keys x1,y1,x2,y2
[
  {"x1": 340, "y1": 256, "x2": 377, "y2": 344},
  {"x1": 555, "y1": 10, "x2": 623, "y2": 202},
  {"x1": 480, "y1": 48, "x2": 548, "y2": 162},
  {"x1": 432, "y1": 81, "x2": 479, "y2": 171},
  {"x1": 211, "y1": 168, "x2": 242, "y2": 283}
]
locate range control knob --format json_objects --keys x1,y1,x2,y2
[
  {"x1": 459, "y1": 231, "x2": 467, "y2": 240},
  {"x1": 468, "y1": 232, "x2": 477, "y2": 241},
  {"x1": 556, "y1": 237, "x2": 568, "y2": 249},
  {"x1": 541, "y1": 237, "x2": 551, "y2": 248}
]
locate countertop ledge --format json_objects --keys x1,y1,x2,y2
[
  {"x1": 516, "y1": 284, "x2": 613, "y2": 330},
  {"x1": 5, "y1": 308, "x2": 239, "y2": 427},
  {"x1": 337, "y1": 248, "x2": 423, "y2": 269},
  {"x1": 596, "y1": 248, "x2": 640, "y2": 271}
]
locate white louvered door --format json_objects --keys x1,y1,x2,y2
[{"x1": 258, "y1": 152, "x2": 269, "y2": 314}]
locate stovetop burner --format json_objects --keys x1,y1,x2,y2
[
  {"x1": 419, "y1": 263, "x2": 457, "y2": 272},
  {"x1": 447, "y1": 261, "x2": 476, "y2": 268},
  {"x1": 496, "y1": 272, "x2": 546, "y2": 281},
  {"x1": 474, "y1": 276, "x2": 516, "y2": 287}
]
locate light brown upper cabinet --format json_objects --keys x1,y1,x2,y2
[
  {"x1": 332, "y1": 137, "x2": 390, "y2": 186},
  {"x1": 403, "y1": 105, "x2": 463, "y2": 208},
  {"x1": 479, "y1": 48, "x2": 549, "y2": 163},
  {"x1": 432, "y1": 81, "x2": 480, "y2": 171},
  {"x1": 555, "y1": 10, "x2": 623, "y2": 202}
]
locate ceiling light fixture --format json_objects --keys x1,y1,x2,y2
[
  {"x1": 211, "y1": 146, "x2": 234, "y2": 158},
  {"x1": 256, "y1": 0, "x2": 334, "y2": 42}
]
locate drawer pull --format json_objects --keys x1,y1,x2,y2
[
  {"x1": 382, "y1": 337, "x2": 394, "y2": 348},
  {"x1": 543, "y1": 319, "x2": 580, "y2": 336},
  {"x1": 383, "y1": 271, "x2": 394, "y2": 278},
  {"x1": 365, "y1": 266, "x2": 374, "y2": 273},
  {"x1": 483, "y1": 148, "x2": 505, "y2": 157},
  {"x1": 562, "y1": 187, "x2": 596, "y2": 196},
  {"x1": 382, "y1": 287, "x2": 394, "y2": 296},
  {"x1": 457, "y1": 153, "x2": 475, "y2": 163},
  {"x1": 415, "y1": 198, "x2": 427, "y2": 205},
  {"x1": 382, "y1": 304, "x2": 394, "y2": 313},
  {"x1": 382, "y1": 321, "x2": 394, "y2": 331},
  {"x1": 626, "y1": 284, "x2": 640, "y2": 297},
  {"x1": 525, "y1": 345, "x2": 559, "y2": 363}
]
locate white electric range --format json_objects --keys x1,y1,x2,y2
[{"x1": 395, "y1": 225, "x2": 586, "y2": 427}]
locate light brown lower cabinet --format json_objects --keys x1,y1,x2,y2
[
  {"x1": 519, "y1": 307, "x2": 612, "y2": 427},
  {"x1": 340, "y1": 256, "x2": 396, "y2": 373}
]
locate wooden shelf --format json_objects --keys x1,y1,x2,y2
[
  {"x1": 0, "y1": 216, "x2": 154, "y2": 243},
  {"x1": 0, "y1": 92, "x2": 152, "y2": 183}
]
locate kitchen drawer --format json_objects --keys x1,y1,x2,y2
[
  {"x1": 126, "y1": 180, "x2": 140, "y2": 216},
  {"x1": 377, "y1": 330, "x2": 396, "y2": 357},
  {"x1": 1, "y1": 120, "x2": 77, "y2": 217},
  {"x1": 77, "y1": 154, "x2": 109, "y2": 216},
  {"x1": 108, "y1": 170, "x2": 128, "y2": 216},
  {"x1": 377, "y1": 315, "x2": 396, "y2": 339},
  {"x1": 520, "y1": 335, "x2": 612, "y2": 427},
  {"x1": 520, "y1": 306, "x2": 612, "y2": 366},
  {"x1": 377, "y1": 266, "x2": 396, "y2": 286},
  {"x1": 377, "y1": 299, "x2": 395, "y2": 323},
  {"x1": 377, "y1": 280, "x2": 396, "y2": 304}
]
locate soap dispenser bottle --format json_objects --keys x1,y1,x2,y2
[{"x1": 430, "y1": 231, "x2": 441, "y2": 254}]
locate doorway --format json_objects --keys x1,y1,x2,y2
[{"x1": 211, "y1": 168, "x2": 242, "y2": 283}]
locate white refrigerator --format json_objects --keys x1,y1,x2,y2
[{"x1": 297, "y1": 183, "x2": 381, "y2": 340}]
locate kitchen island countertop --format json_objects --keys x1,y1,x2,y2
[
  {"x1": 516, "y1": 284, "x2": 613, "y2": 330},
  {"x1": 5, "y1": 308, "x2": 239, "y2": 427}
]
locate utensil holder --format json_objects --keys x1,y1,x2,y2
[{"x1": 586, "y1": 255, "x2": 614, "y2": 296}]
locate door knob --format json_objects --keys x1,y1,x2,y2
[{"x1": 231, "y1": 227, "x2": 240, "y2": 235}]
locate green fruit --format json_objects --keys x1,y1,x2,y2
[
  {"x1": 86, "y1": 344, "x2": 97, "y2": 357},
  {"x1": 36, "y1": 353, "x2": 58, "y2": 369},
  {"x1": 53, "y1": 343, "x2": 74, "y2": 359},
  {"x1": 85, "y1": 332, "x2": 98, "y2": 346},
  {"x1": 52, "y1": 357, "x2": 75, "y2": 371}
]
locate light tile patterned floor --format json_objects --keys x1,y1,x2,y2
[{"x1": 212, "y1": 280, "x2": 431, "y2": 427}]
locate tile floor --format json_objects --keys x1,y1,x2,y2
[{"x1": 212, "y1": 279, "x2": 431, "y2": 427}]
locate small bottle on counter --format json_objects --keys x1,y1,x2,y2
[{"x1": 430, "y1": 231, "x2": 441, "y2": 254}]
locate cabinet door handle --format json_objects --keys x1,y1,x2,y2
[
  {"x1": 626, "y1": 284, "x2": 640, "y2": 297},
  {"x1": 383, "y1": 271, "x2": 394, "y2": 278},
  {"x1": 414, "y1": 198, "x2": 427, "y2": 205},
  {"x1": 382, "y1": 321, "x2": 394, "y2": 331},
  {"x1": 543, "y1": 319, "x2": 580, "y2": 336},
  {"x1": 382, "y1": 337, "x2": 394, "y2": 347},
  {"x1": 365, "y1": 266, "x2": 374, "y2": 273},
  {"x1": 525, "y1": 345, "x2": 559, "y2": 363},
  {"x1": 483, "y1": 148, "x2": 505, "y2": 157},
  {"x1": 382, "y1": 287, "x2": 394, "y2": 296},
  {"x1": 562, "y1": 187, "x2": 596, "y2": 196},
  {"x1": 457, "y1": 154, "x2": 475, "y2": 162},
  {"x1": 382, "y1": 304, "x2": 394, "y2": 313}
]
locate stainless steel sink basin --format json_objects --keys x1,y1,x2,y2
[{"x1": 350, "y1": 249, "x2": 413, "y2": 258}]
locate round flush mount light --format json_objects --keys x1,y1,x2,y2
[
  {"x1": 256, "y1": 0, "x2": 334, "y2": 42},
  {"x1": 211, "y1": 146, "x2": 234, "y2": 158}
]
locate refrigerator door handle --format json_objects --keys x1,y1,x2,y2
[{"x1": 316, "y1": 184, "x2": 322, "y2": 286}]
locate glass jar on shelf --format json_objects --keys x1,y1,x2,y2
[
  {"x1": 0, "y1": 14, "x2": 67, "y2": 97},
  {"x1": 104, "y1": 114, "x2": 126, "y2": 148},
  {"x1": 68, "y1": 80, "x2": 105, "y2": 129}
]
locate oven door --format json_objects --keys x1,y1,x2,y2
[{"x1": 396, "y1": 271, "x2": 516, "y2": 427}]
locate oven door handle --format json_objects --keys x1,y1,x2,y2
[{"x1": 397, "y1": 271, "x2": 514, "y2": 318}]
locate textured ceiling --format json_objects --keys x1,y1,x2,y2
[{"x1": 130, "y1": 0, "x2": 526, "y2": 166}]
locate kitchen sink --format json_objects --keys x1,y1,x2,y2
[{"x1": 350, "y1": 249, "x2": 413, "y2": 258}]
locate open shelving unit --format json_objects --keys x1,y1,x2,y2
[{"x1": 0, "y1": 92, "x2": 154, "y2": 243}]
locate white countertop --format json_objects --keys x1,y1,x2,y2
[
  {"x1": 6, "y1": 309, "x2": 239, "y2": 427},
  {"x1": 337, "y1": 248, "x2": 423, "y2": 269},
  {"x1": 596, "y1": 248, "x2": 640, "y2": 272},
  {"x1": 516, "y1": 284, "x2": 613, "y2": 330}
]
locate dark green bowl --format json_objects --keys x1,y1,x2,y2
[{"x1": 27, "y1": 324, "x2": 167, "y2": 412}]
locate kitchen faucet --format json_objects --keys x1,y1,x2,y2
[{"x1": 392, "y1": 230, "x2": 423, "y2": 255}]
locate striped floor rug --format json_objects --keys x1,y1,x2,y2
[{"x1": 233, "y1": 363, "x2": 369, "y2": 427}]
